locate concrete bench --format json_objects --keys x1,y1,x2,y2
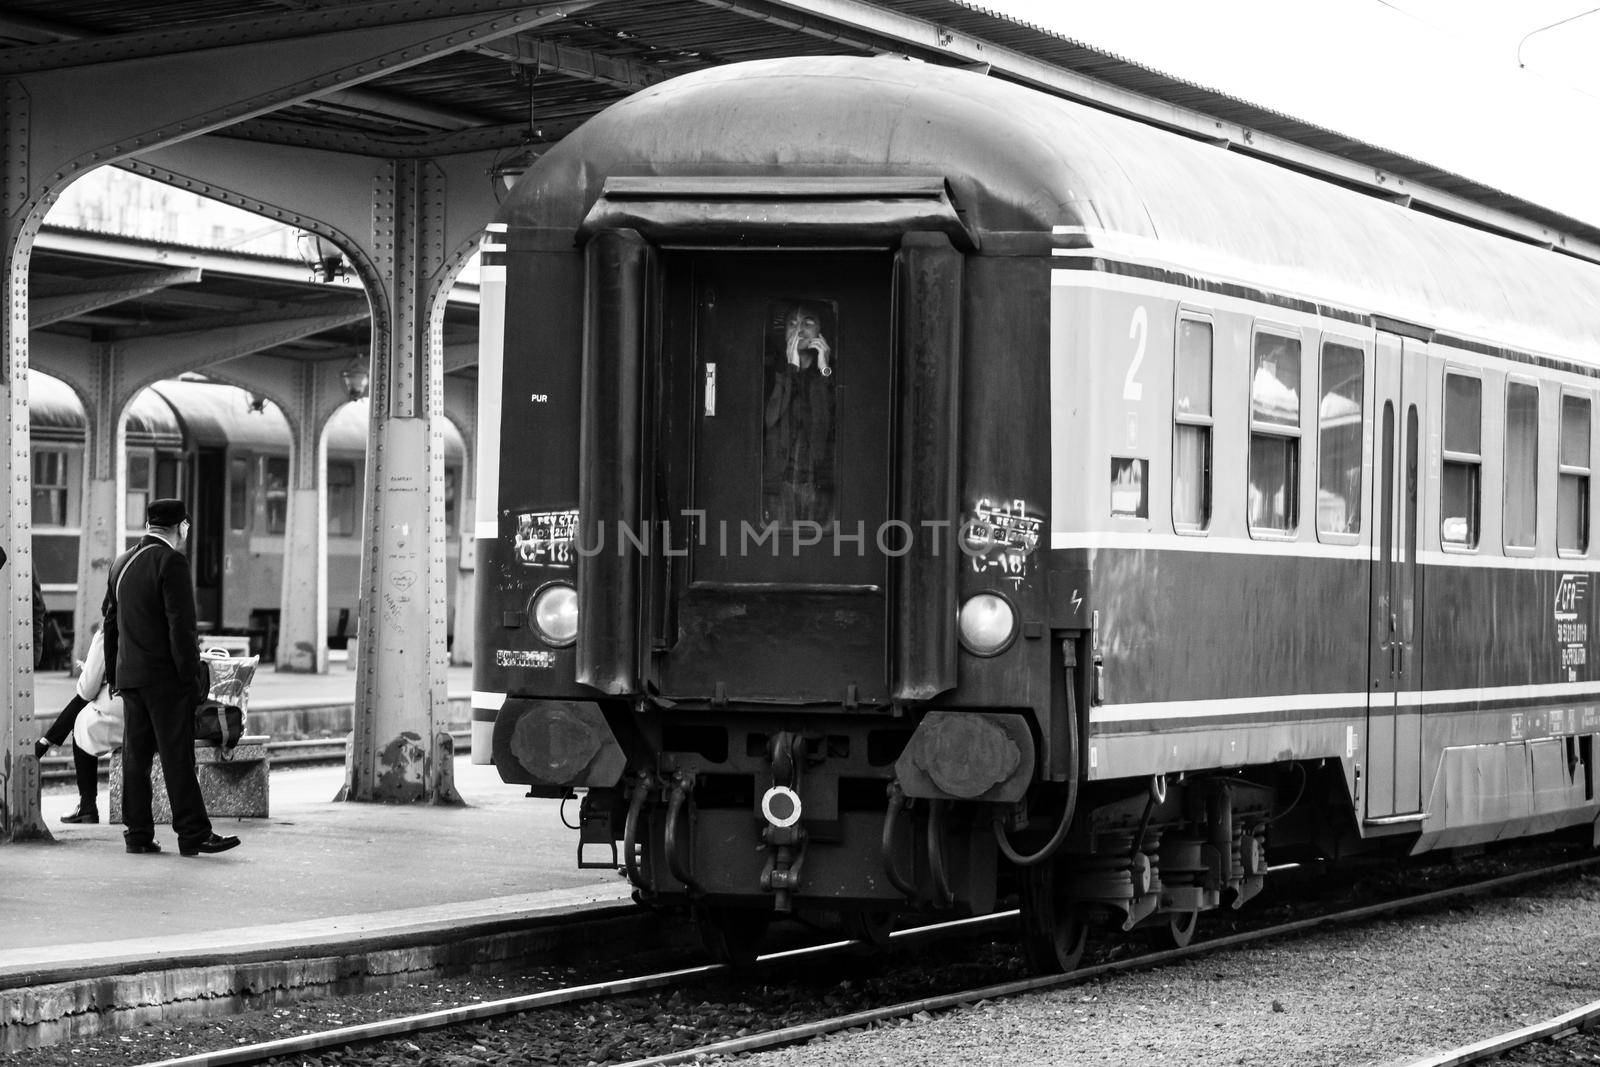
[{"x1": 109, "y1": 734, "x2": 270, "y2": 822}]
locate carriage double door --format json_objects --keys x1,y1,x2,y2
[
  {"x1": 653, "y1": 252, "x2": 894, "y2": 703},
  {"x1": 1366, "y1": 331, "x2": 1427, "y2": 821}
]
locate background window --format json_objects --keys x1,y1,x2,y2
[
  {"x1": 31, "y1": 449, "x2": 70, "y2": 527},
  {"x1": 1504, "y1": 381, "x2": 1539, "y2": 550},
  {"x1": 329, "y1": 461, "x2": 358, "y2": 537},
  {"x1": 264, "y1": 456, "x2": 289, "y2": 535},
  {"x1": 1441, "y1": 373, "x2": 1482, "y2": 547},
  {"x1": 1249, "y1": 332, "x2": 1301, "y2": 532},
  {"x1": 1559, "y1": 394, "x2": 1590, "y2": 554},
  {"x1": 1317, "y1": 342, "x2": 1364, "y2": 536},
  {"x1": 1173, "y1": 317, "x2": 1212, "y2": 530}
]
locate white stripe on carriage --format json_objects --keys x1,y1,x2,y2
[
  {"x1": 475, "y1": 521, "x2": 500, "y2": 540},
  {"x1": 1092, "y1": 680, "x2": 1600, "y2": 724},
  {"x1": 1048, "y1": 529, "x2": 1600, "y2": 570},
  {"x1": 472, "y1": 691, "x2": 507, "y2": 710},
  {"x1": 1049, "y1": 530, "x2": 1367, "y2": 559}
]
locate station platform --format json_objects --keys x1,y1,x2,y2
[{"x1": 4, "y1": 669, "x2": 641, "y2": 1049}]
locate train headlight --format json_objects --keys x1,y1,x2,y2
[
  {"x1": 958, "y1": 592, "x2": 1017, "y2": 657},
  {"x1": 531, "y1": 583, "x2": 579, "y2": 648}
]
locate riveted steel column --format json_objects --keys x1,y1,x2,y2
[
  {"x1": 1, "y1": 80, "x2": 48, "y2": 840},
  {"x1": 341, "y1": 159, "x2": 459, "y2": 805},
  {"x1": 73, "y1": 345, "x2": 127, "y2": 654},
  {"x1": 277, "y1": 361, "x2": 334, "y2": 674}
]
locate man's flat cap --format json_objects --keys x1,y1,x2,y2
[{"x1": 146, "y1": 498, "x2": 189, "y2": 527}]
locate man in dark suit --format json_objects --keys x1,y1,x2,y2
[{"x1": 103, "y1": 498, "x2": 240, "y2": 857}]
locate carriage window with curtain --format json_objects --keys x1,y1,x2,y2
[
  {"x1": 1249, "y1": 331, "x2": 1301, "y2": 533},
  {"x1": 1504, "y1": 381, "x2": 1539, "y2": 550},
  {"x1": 1441, "y1": 372, "x2": 1481, "y2": 547},
  {"x1": 1559, "y1": 393, "x2": 1590, "y2": 555},
  {"x1": 1172, "y1": 316, "x2": 1213, "y2": 531},
  {"x1": 1317, "y1": 341, "x2": 1364, "y2": 537}
]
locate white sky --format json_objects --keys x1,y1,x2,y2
[{"x1": 984, "y1": 0, "x2": 1600, "y2": 226}]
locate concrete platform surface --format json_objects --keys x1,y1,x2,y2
[{"x1": 1, "y1": 757, "x2": 629, "y2": 983}]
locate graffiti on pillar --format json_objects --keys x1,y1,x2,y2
[{"x1": 375, "y1": 731, "x2": 428, "y2": 802}]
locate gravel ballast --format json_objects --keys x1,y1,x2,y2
[{"x1": 741, "y1": 871, "x2": 1600, "y2": 1067}]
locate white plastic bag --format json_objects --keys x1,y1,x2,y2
[{"x1": 200, "y1": 648, "x2": 260, "y2": 712}]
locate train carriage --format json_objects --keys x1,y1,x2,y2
[{"x1": 473, "y1": 56, "x2": 1600, "y2": 968}]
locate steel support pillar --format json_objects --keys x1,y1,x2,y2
[
  {"x1": 0, "y1": 81, "x2": 50, "y2": 840},
  {"x1": 2, "y1": 5, "x2": 546, "y2": 832}
]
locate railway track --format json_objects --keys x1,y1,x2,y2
[
  {"x1": 130, "y1": 852, "x2": 1600, "y2": 1067},
  {"x1": 37, "y1": 730, "x2": 472, "y2": 783},
  {"x1": 1400, "y1": 998, "x2": 1600, "y2": 1066}
]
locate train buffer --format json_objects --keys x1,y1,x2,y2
[{"x1": 109, "y1": 734, "x2": 271, "y2": 821}]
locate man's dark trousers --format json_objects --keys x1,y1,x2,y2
[{"x1": 121, "y1": 676, "x2": 211, "y2": 849}]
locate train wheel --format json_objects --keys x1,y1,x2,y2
[
  {"x1": 694, "y1": 904, "x2": 771, "y2": 965},
  {"x1": 1019, "y1": 860, "x2": 1088, "y2": 974},
  {"x1": 842, "y1": 909, "x2": 897, "y2": 951},
  {"x1": 1150, "y1": 909, "x2": 1199, "y2": 950}
]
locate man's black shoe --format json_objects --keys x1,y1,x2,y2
[
  {"x1": 61, "y1": 806, "x2": 99, "y2": 824},
  {"x1": 125, "y1": 841, "x2": 162, "y2": 854},
  {"x1": 180, "y1": 833, "x2": 241, "y2": 857}
]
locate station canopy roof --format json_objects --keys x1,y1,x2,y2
[{"x1": 5, "y1": 0, "x2": 1598, "y2": 363}]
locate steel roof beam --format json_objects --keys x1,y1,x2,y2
[
  {"x1": 219, "y1": 112, "x2": 597, "y2": 156},
  {"x1": 473, "y1": 37, "x2": 667, "y2": 91},
  {"x1": 709, "y1": 0, "x2": 1600, "y2": 263},
  {"x1": 0, "y1": 1, "x2": 600, "y2": 75},
  {"x1": 109, "y1": 298, "x2": 371, "y2": 341},
  {"x1": 30, "y1": 267, "x2": 203, "y2": 328},
  {"x1": 117, "y1": 307, "x2": 374, "y2": 383}
]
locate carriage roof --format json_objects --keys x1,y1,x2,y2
[{"x1": 502, "y1": 55, "x2": 1600, "y2": 367}]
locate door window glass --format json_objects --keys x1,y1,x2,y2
[
  {"x1": 229, "y1": 458, "x2": 250, "y2": 533},
  {"x1": 1172, "y1": 317, "x2": 1212, "y2": 530},
  {"x1": 1504, "y1": 381, "x2": 1538, "y2": 550},
  {"x1": 762, "y1": 299, "x2": 838, "y2": 524},
  {"x1": 264, "y1": 456, "x2": 289, "y2": 535},
  {"x1": 1559, "y1": 393, "x2": 1590, "y2": 555},
  {"x1": 1249, "y1": 331, "x2": 1301, "y2": 533},
  {"x1": 1441, "y1": 373, "x2": 1481, "y2": 548},
  {"x1": 328, "y1": 461, "x2": 357, "y2": 536},
  {"x1": 1317, "y1": 342, "x2": 1364, "y2": 537},
  {"x1": 126, "y1": 451, "x2": 153, "y2": 525}
]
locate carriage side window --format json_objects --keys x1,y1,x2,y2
[
  {"x1": 31, "y1": 449, "x2": 73, "y2": 527},
  {"x1": 1559, "y1": 393, "x2": 1590, "y2": 555},
  {"x1": 229, "y1": 457, "x2": 250, "y2": 533},
  {"x1": 1441, "y1": 373, "x2": 1481, "y2": 547},
  {"x1": 1504, "y1": 381, "x2": 1539, "y2": 550},
  {"x1": 263, "y1": 456, "x2": 289, "y2": 535},
  {"x1": 1317, "y1": 341, "x2": 1364, "y2": 537},
  {"x1": 328, "y1": 461, "x2": 357, "y2": 537},
  {"x1": 1172, "y1": 316, "x2": 1213, "y2": 531},
  {"x1": 1248, "y1": 331, "x2": 1301, "y2": 534}
]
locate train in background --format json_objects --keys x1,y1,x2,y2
[
  {"x1": 473, "y1": 56, "x2": 1600, "y2": 970},
  {"x1": 28, "y1": 372, "x2": 465, "y2": 661}
]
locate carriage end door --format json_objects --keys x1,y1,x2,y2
[{"x1": 1366, "y1": 331, "x2": 1426, "y2": 821}]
